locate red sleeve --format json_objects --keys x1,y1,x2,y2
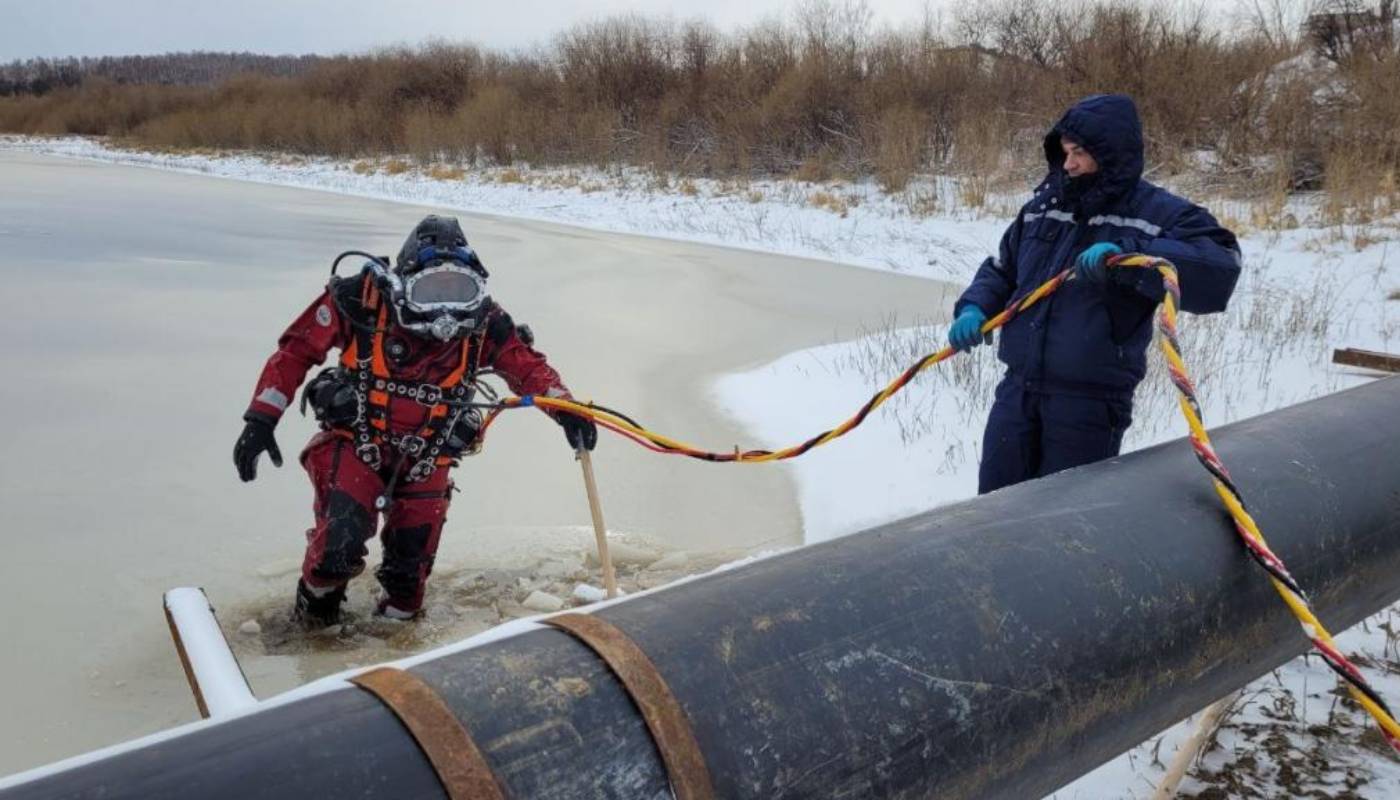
[
  {"x1": 483, "y1": 311, "x2": 569, "y2": 400},
  {"x1": 245, "y1": 290, "x2": 347, "y2": 423}
]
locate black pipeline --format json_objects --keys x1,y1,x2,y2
[{"x1": 5, "y1": 377, "x2": 1400, "y2": 799}]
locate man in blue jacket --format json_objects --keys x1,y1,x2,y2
[{"x1": 949, "y1": 94, "x2": 1241, "y2": 494}]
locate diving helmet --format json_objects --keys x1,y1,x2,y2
[{"x1": 390, "y1": 215, "x2": 490, "y2": 340}]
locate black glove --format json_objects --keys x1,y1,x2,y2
[
  {"x1": 557, "y1": 411, "x2": 598, "y2": 452},
  {"x1": 234, "y1": 415, "x2": 283, "y2": 482}
]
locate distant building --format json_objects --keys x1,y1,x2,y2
[{"x1": 1304, "y1": 4, "x2": 1397, "y2": 62}]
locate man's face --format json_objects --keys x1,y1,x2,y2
[{"x1": 1062, "y1": 139, "x2": 1099, "y2": 178}]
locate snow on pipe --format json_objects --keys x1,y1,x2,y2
[
  {"x1": 4, "y1": 377, "x2": 1400, "y2": 799},
  {"x1": 161, "y1": 588, "x2": 257, "y2": 719}
]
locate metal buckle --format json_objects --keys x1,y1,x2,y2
[
  {"x1": 407, "y1": 459, "x2": 436, "y2": 483},
  {"x1": 397, "y1": 435, "x2": 427, "y2": 456},
  {"x1": 356, "y1": 443, "x2": 382, "y2": 470},
  {"x1": 413, "y1": 384, "x2": 443, "y2": 406}
]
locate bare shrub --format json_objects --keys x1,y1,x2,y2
[
  {"x1": 426, "y1": 164, "x2": 465, "y2": 181},
  {"x1": 403, "y1": 110, "x2": 463, "y2": 164},
  {"x1": 457, "y1": 85, "x2": 532, "y2": 165},
  {"x1": 952, "y1": 114, "x2": 1012, "y2": 210},
  {"x1": 875, "y1": 105, "x2": 926, "y2": 192},
  {"x1": 808, "y1": 189, "x2": 851, "y2": 215},
  {"x1": 0, "y1": 0, "x2": 1394, "y2": 212}
]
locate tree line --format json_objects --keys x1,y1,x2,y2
[
  {"x1": 0, "y1": 0, "x2": 1396, "y2": 199},
  {"x1": 0, "y1": 52, "x2": 323, "y2": 96}
]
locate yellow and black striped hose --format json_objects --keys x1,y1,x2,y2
[{"x1": 479, "y1": 253, "x2": 1400, "y2": 754}]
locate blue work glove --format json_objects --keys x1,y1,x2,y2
[
  {"x1": 948, "y1": 306, "x2": 989, "y2": 352},
  {"x1": 1074, "y1": 242, "x2": 1123, "y2": 284}
]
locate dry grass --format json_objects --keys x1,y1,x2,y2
[
  {"x1": 808, "y1": 189, "x2": 851, "y2": 216},
  {"x1": 425, "y1": 164, "x2": 466, "y2": 181},
  {"x1": 1, "y1": 1, "x2": 1398, "y2": 210},
  {"x1": 874, "y1": 105, "x2": 925, "y2": 192},
  {"x1": 1322, "y1": 146, "x2": 1400, "y2": 229},
  {"x1": 539, "y1": 171, "x2": 581, "y2": 190},
  {"x1": 899, "y1": 185, "x2": 941, "y2": 218}
]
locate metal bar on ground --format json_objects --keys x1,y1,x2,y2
[{"x1": 5, "y1": 377, "x2": 1400, "y2": 799}]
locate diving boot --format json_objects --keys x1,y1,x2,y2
[{"x1": 293, "y1": 579, "x2": 346, "y2": 628}]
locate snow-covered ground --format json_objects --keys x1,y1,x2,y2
[
  {"x1": 717, "y1": 217, "x2": 1399, "y2": 544},
  {"x1": 5, "y1": 135, "x2": 1398, "y2": 796}
]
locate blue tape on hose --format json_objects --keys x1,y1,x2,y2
[{"x1": 520, "y1": 395, "x2": 534, "y2": 407}]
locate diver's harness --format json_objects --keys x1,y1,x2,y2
[{"x1": 303, "y1": 252, "x2": 499, "y2": 486}]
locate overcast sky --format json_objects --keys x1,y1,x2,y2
[{"x1": 0, "y1": 0, "x2": 954, "y2": 61}]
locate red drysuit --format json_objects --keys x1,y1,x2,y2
[{"x1": 245, "y1": 272, "x2": 569, "y2": 614}]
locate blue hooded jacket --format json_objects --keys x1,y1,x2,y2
[{"x1": 955, "y1": 94, "x2": 1241, "y2": 397}]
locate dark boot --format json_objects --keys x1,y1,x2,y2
[
  {"x1": 293, "y1": 579, "x2": 346, "y2": 628},
  {"x1": 375, "y1": 522, "x2": 436, "y2": 617}
]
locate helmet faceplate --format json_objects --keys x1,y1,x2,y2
[{"x1": 388, "y1": 216, "x2": 492, "y2": 340}]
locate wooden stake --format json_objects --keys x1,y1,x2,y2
[
  {"x1": 1332, "y1": 347, "x2": 1400, "y2": 374},
  {"x1": 578, "y1": 449, "x2": 618, "y2": 599},
  {"x1": 1150, "y1": 691, "x2": 1240, "y2": 800}
]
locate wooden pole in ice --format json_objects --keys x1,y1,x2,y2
[{"x1": 578, "y1": 449, "x2": 618, "y2": 599}]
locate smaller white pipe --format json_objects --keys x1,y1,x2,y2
[
  {"x1": 0, "y1": 554, "x2": 784, "y2": 791},
  {"x1": 162, "y1": 588, "x2": 257, "y2": 718}
]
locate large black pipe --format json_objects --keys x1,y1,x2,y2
[{"x1": 6, "y1": 377, "x2": 1400, "y2": 799}]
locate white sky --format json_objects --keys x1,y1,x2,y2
[{"x1": 0, "y1": 0, "x2": 949, "y2": 61}]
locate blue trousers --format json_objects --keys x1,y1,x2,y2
[{"x1": 978, "y1": 376, "x2": 1133, "y2": 495}]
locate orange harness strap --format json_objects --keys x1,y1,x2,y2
[{"x1": 337, "y1": 275, "x2": 484, "y2": 476}]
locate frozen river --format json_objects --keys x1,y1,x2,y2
[{"x1": 0, "y1": 151, "x2": 953, "y2": 775}]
